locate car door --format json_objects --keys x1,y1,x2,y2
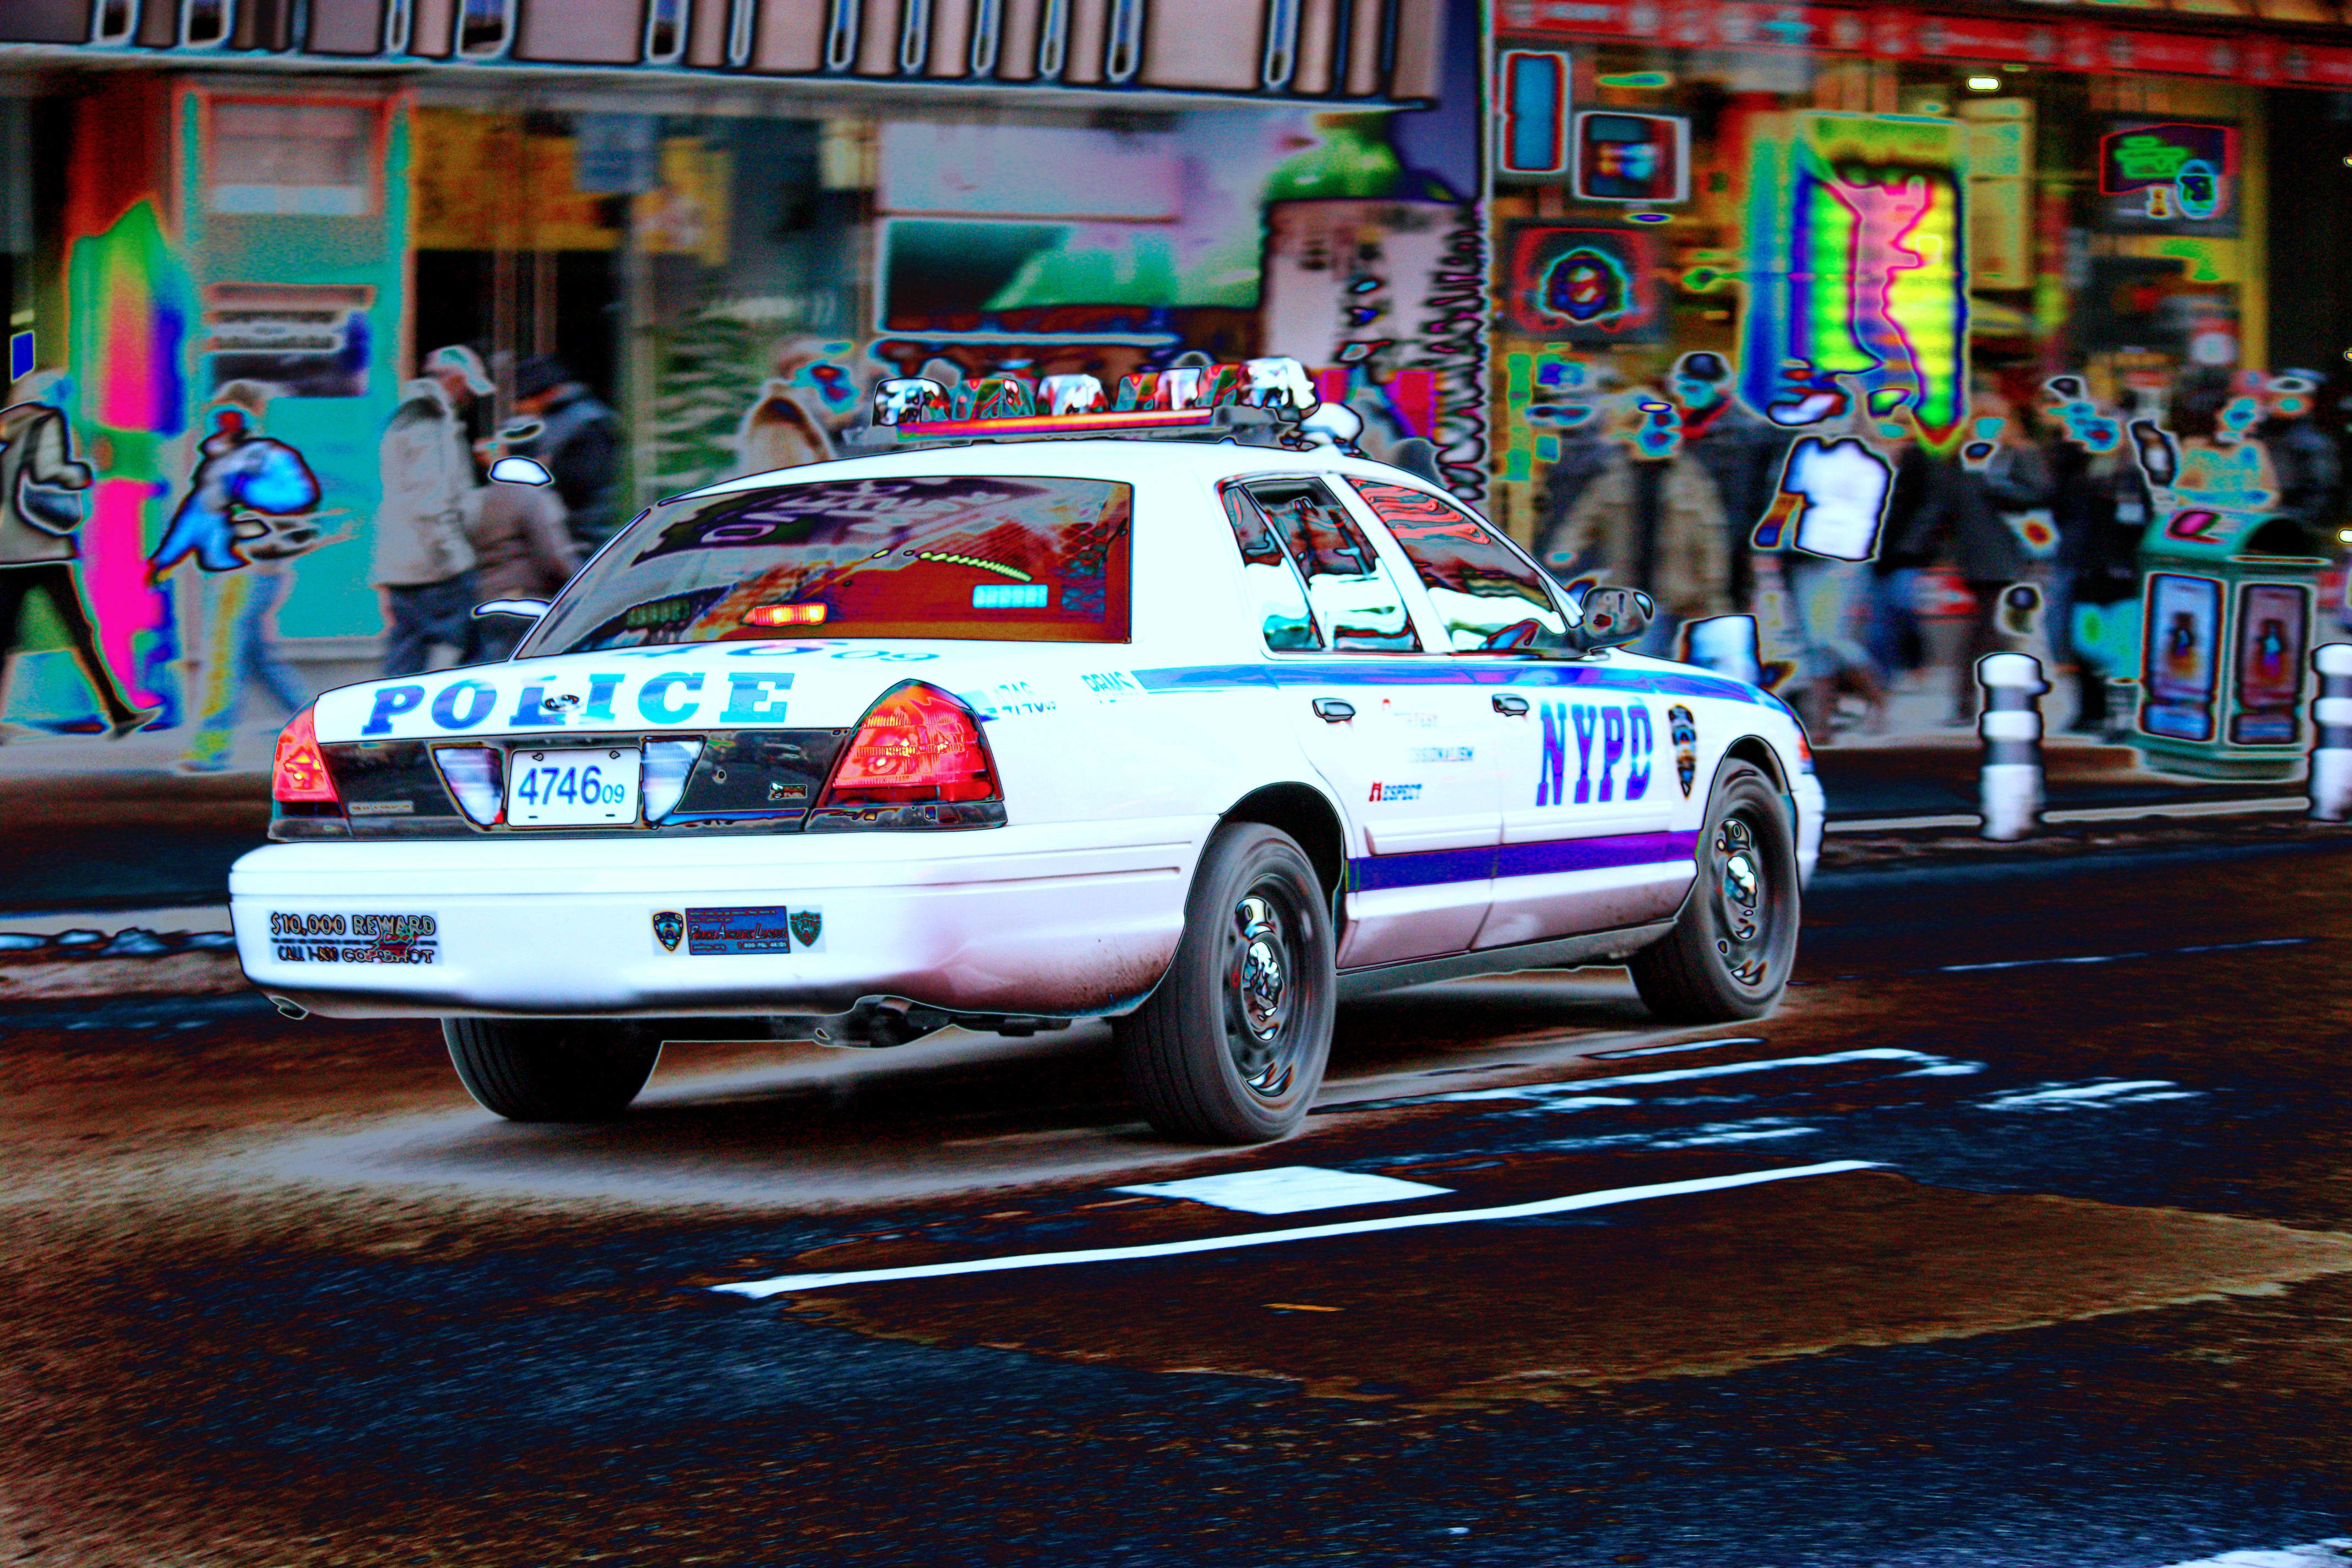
[
  {"x1": 1223, "y1": 478, "x2": 1499, "y2": 968},
  {"x1": 1340, "y1": 476, "x2": 1686, "y2": 949}
]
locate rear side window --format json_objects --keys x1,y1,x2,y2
[
  {"x1": 522, "y1": 476, "x2": 1131, "y2": 654},
  {"x1": 1221, "y1": 486, "x2": 1321, "y2": 651},
  {"x1": 1242, "y1": 478, "x2": 1419, "y2": 654},
  {"x1": 1348, "y1": 478, "x2": 1569, "y2": 654}
]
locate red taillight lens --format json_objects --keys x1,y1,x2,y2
[
  {"x1": 271, "y1": 705, "x2": 340, "y2": 804},
  {"x1": 819, "y1": 683, "x2": 998, "y2": 806}
]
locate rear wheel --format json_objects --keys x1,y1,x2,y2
[
  {"x1": 1629, "y1": 761, "x2": 1800, "y2": 1022},
  {"x1": 442, "y1": 1017, "x2": 663, "y2": 1122},
  {"x1": 1117, "y1": 822, "x2": 1336, "y2": 1144}
]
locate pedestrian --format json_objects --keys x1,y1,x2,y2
[
  {"x1": 1881, "y1": 396, "x2": 2048, "y2": 724},
  {"x1": 512, "y1": 355, "x2": 623, "y2": 552},
  {"x1": 1668, "y1": 351, "x2": 1788, "y2": 613},
  {"x1": 2257, "y1": 368, "x2": 2343, "y2": 549},
  {"x1": 2045, "y1": 387, "x2": 2149, "y2": 733},
  {"x1": 0, "y1": 393, "x2": 156, "y2": 740},
  {"x1": 1540, "y1": 388, "x2": 1732, "y2": 656},
  {"x1": 373, "y1": 377, "x2": 481, "y2": 677},
  {"x1": 465, "y1": 418, "x2": 580, "y2": 663}
]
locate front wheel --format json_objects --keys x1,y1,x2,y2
[
  {"x1": 1116, "y1": 822, "x2": 1337, "y2": 1144},
  {"x1": 442, "y1": 1017, "x2": 663, "y2": 1122},
  {"x1": 1629, "y1": 761, "x2": 1801, "y2": 1023}
]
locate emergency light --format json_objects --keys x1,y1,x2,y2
[{"x1": 868, "y1": 355, "x2": 1326, "y2": 442}]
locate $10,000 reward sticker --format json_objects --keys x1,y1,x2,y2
[{"x1": 269, "y1": 911, "x2": 440, "y2": 966}]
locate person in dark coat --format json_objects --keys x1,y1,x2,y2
[
  {"x1": 513, "y1": 356, "x2": 624, "y2": 552},
  {"x1": 1880, "y1": 398, "x2": 2049, "y2": 723},
  {"x1": 1668, "y1": 351, "x2": 1788, "y2": 612}
]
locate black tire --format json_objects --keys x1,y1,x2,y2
[
  {"x1": 1629, "y1": 761, "x2": 1801, "y2": 1023},
  {"x1": 1117, "y1": 821, "x2": 1337, "y2": 1144},
  {"x1": 442, "y1": 1017, "x2": 663, "y2": 1122}
]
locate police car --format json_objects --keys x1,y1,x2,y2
[{"x1": 231, "y1": 361, "x2": 1822, "y2": 1145}]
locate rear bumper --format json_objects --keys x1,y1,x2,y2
[{"x1": 230, "y1": 821, "x2": 1206, "y2": 1019}]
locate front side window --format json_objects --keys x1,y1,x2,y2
[
  {"x1": 521, "y1": 475, "x2": 1131, "y2": 655},
  {"x1": 1349, "y1": 478, "x2": 1569, "y2": 653},
  {"x1": 1242, "y1": 478, "x2": 1419, "y2": 653}
]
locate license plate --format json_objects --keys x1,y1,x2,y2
[{"x1": 507, "y1": 747, "x2": 639, "y2": 827}]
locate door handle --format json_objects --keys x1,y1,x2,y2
[
  {"x1": 1312, "y1": 698, "x2": 1356, "y2": 723},
  {"x1": 1492, "y1": 694, "x2": 1529, "y2": 716}
]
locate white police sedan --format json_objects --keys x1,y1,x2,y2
[{"x1": 231, "y1": 366, "x2": 1821, "y2": 1144}]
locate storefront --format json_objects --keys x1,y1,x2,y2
[
  {"x1": 1488, "y1": 3, "x2": 2352, "y2": 738},
  {"x1": 0, "y1": 0, "x2": 1484, "y2": 770}
]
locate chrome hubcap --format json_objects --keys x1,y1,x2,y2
[
  {"x1": 1712, "y1": 813, "x2": 1771, "y2": 985},
  {"x1": 1227, "y1": 888, "x2": 1299, "y2": 1095}
]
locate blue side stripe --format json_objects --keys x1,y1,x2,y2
[
  {"x1": 1130, "y1": 661, "x2": 1757, "y2": 704},
  {"x1": 1349, "y1": 830, "x2": 1700, "y2": 893}
]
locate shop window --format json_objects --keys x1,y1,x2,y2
[
  {"x1": 644, "y1": 0, "x2": 684, "y2": 63},
  {"x1": 209, "y1": 100, "x2": 377, "y2": 217},
  {"x1": 458, "y1": 0, "x2": 512, "y2": 57},
  {"x1": 181, "y1": 0, "x2": 231, "y2": 47}
]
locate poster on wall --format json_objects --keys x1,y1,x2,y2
[
  {"x1": 1737, "y1": 112, "x2": 1968, "y2": 449},
  {"x1": 2230, "y1": 581, "x2": 2309, "y2": 744},
  {"x1": 200, "y1": 282, "x2": 374, "y2": 399},
  {"x1": 2142, "y1": 571, "x2": 2223, "y2": 742},
  {"x1": 2099, "y1": 121, "x2": 2237, "y2": 237},
  {"x1": 1503, "y1": 225, "x2": 1662, "y2": 344},
  {"x1": 1572, "y1": 112, "x2": 1689, "y2": 204}
]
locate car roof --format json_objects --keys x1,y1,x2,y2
[{"x1": 671, "y1": 437, "x2": 1461, "y2": 507}]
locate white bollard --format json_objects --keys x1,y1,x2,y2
[
  {"x1": 2311, "y1": 643, "x2": 2352, "y2": 822},
  {"x1": 1977, "y1": 652, "x2": 2048, "y2": 841}
]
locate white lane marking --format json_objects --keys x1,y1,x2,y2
[
  {"x1": 1979, "y1": 1079, "x2": 2202, "y2": 1112},
  {"x1": 2045, "y1": 795, "x2": 2307, "y2": 824},
  {"x1": 1112, "y1": 1166, "x2": 1453, "y2": 1215},
  {"x1": 1592, "y1": 1037, "x2": 1765, "y2": 1060},
  {"x1": 1826, "y1": 796, "x2": 2309, "y2": 834},
  {"x1": 710, "y1": 1161, "x2": 1883, "y2": 1299},
  {"x1": 1934, "y1": 937, "x2": 2309, "y2": 975},
  {"x1": 1429, "y1": 1048, "x2": 1971, "y2": 1104},
  {"x1": 1826, "y1": 814, "x2": 1983, "y2": 834},
  {"x1": 2160, "y1": 1542, "x2": 2352, "y2": 1567}
]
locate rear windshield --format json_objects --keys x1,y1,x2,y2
[{"x1": 520, "y1": 475, "x2": 1132, "y2": 655}]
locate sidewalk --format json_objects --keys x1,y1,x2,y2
[{"x1": 1805, "y1": 677, "x2": 2304, "y2": 825}]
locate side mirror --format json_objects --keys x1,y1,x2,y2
[
  {"x1": 471, "y1": 598, "x2": 549, "y2": 622},
  {"x1": 1570, "y1": 585, "x2": 1654, "y2": 652},
  {"x1": 489, "y1": 455, "x2": 553, "y2": 486}
]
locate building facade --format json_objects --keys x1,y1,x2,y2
[{"x1": 0, "y1": 0, "x2": 1484, "y2": 767}]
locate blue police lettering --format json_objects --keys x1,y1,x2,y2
[
  {"x1": 1537, "y1": 701, "x2": 1656, "y2": 805},
  {"x1": 720, "y1": 673, "x2": 794, "y2": 724},
  {"x1": 510, "y1": 685, "x2": 570, "y2": 727},
  {"x1": 361, "y1": 684, "x2": 425, "y2": 736},
  {"x1": 1571, "y1": 704, "x2": 1599, "y2": 804},
  {"x1": 1538, "y1": 703, "x2": 1570, "y2": 807},
  {"x1": 1599, "y1": 708, "x2": 1627, "y2": 803},
  {"x1": 583, "y1": 673, "x2": 623, "y2": 722},
  {"x1": 637, "y1": 671, "x2": 705, "y2": 723},
  {"x1": 431, "y1": 679, "x2": 498, "y2": 730},
  {"x1": 1626, "y1": 705, "x2": 1654, "y2": 799}
]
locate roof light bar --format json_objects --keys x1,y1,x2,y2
[
  {"x1": 891, "y1": 407, "x2": 1222, "y2": 439},
  {"x1": 870, "y1": 356, "x2": 1320, "y2": 433}
]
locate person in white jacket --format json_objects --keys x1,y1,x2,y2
[{"x1": 372, "y1": 376, "x2": 480, "y2": 677}]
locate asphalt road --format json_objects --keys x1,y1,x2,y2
[{"x1": 7, "y1": 836, "x2": 2352, "y2": 1567}]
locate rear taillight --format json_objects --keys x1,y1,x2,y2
[
  {"x1": 271, "y1": 706, "x2": 339, "y2": 804},
  {"x1": 818, "y1": 682, "x2": 998, "y2": 807}
]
